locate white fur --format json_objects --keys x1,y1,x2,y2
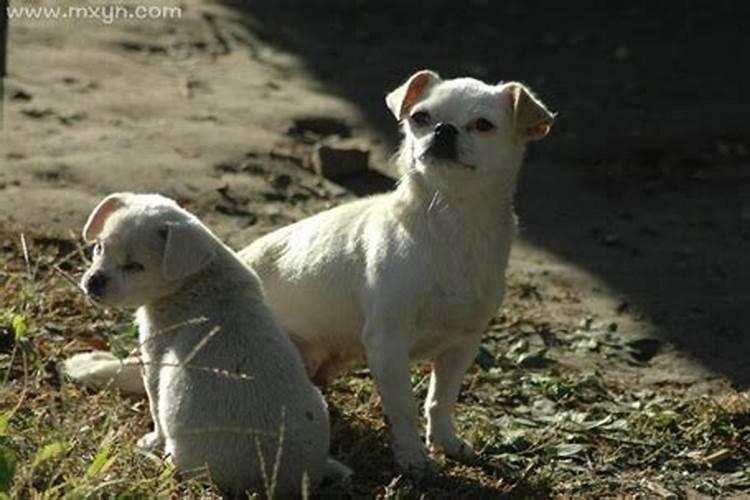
[
  {"x1": 239, "y1": 72, "x2": 555, "y2": 473},
  {"x1": 69, "y1": 193, "x2": 348, "y2": 496}
]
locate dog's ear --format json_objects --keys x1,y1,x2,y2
[
  {"x1": 505, "y1": 82, "x2": 555, "y2": 141},
  {"x1": 161, "y1": 221, "x2": 216, "y2": 281},
  {"x1": 386, "y1": 70, "x2": 441, "y2": 120},
  {"x1": 83, "y1": 193, "x2": 130, "y2": 242}
]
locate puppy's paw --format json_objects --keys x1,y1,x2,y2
[
  {"x1": 393, "y1": 444, "x2": 438, "y2": 479},
  {"x1": 428, "y1": 435, "x2": 477, "y2": 462},
  {"x1": 136, "y1": 431, "x2": 164, "y2": 452}
]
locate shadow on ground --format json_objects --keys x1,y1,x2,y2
[{"x1": 217, "y1": 1, "x2": 750, "y2": 384}]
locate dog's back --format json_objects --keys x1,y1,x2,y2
[{"x1": 137, "y1": 229, "x2": 334, "y2": 496}]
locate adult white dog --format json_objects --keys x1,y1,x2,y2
[
  {"x1": 65, "y1": 70, "x2": 554, "y2": 475},
  {"x1": 73, "y1": 193, "x2": 348, "y2": 496}
]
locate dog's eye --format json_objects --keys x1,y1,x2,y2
[
  {"x1": 474, "y1": 118, "x2": 496, "y2": 132},
  {"x1": 410, "y1": 111, "x2": 431, "y2": 127},
  {"x1": 122, "y1": 261, "x2": 145, "y2": 273}
]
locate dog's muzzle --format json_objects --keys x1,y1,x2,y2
[
  {"x1": 85, "y1": 272, "x2": 108, "y2": 299},
  {"x1": 427, "y1": 122, "x2": 459, "y2": 161}
]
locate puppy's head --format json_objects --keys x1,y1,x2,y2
[
  {"x1": 387, "y1": 70, "x2": 555, "y2": 193},
  {"x1": 80, "y1": 193, "x2": 216, "y2": 307}
]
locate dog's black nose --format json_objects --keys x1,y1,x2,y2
[
  {"x1": 429, "y1": 122, "x2": 459, "y2": 160},
  {"x1": 86, "y1": 272, "x2": 108, "y2": 298},
  {"x1": 435, "y1": 122, "x2": 458, "y2": 138}
]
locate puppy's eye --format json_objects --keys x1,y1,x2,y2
[
  {"x1": 122, "y1": 261, "x2": 144, "y2": 273},
  {"x1": 410, "y1": 111, "x2": 431, "y2": 127},
  {"x1": 474, "y1": 118, "x2": 496, "y2": 132}
]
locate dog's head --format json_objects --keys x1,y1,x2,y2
[
  {"x1": 387, "y1": 70, "x2": 555, "y2": 194},
  {"x1": 79, "y1": 193, "x2": 217, "y2": 307}
]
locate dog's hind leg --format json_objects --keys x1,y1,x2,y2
[{"x1": 61, "y1": 351, "x2": 145, "y2": 395}]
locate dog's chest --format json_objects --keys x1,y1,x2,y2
[{"x1": 405, "y1": 212, "x2": 512, "y2": 342}]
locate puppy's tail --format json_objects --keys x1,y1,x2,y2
[{"x1": 61, "y1": 351, "x2": 145, "y2": 395}]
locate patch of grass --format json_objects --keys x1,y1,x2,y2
[{"x1": 1, "y1": 225, "x2": 749, "y2": 498}]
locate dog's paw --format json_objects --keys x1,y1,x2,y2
[
  {"x1": 393, "y1": 444, "x2": 438, "y2": 479},
  {"x1": 428, "y1": 435, "x2": 477, "y2": 462},
  {"x1": 136, "y1": 431, "x2": 164, "y2": 452}
]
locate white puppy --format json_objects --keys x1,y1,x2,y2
[
  {"x1": 74, "y1": 193, "x2": 347, "y2": 496},
  {"x1": 239, "y1": 71, "x2": 555, "y2": 473},
  {"x1": 64, "y1": 71, "x2": 554, "y2": 475}
]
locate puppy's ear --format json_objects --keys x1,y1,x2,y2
[
  {"x1": 161, "y1": 221, "x2": 216, "y2": 282},
  {"x1": 386, "y1": 70, "x2": 441, "y2": 120},
  {"x1": 505, "y1": 82, "x2": 555, "y2": 141},
  {"x1": 82, "y1": 193, "x2": 130, "y2": 242}
]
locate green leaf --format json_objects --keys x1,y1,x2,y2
[
  {"x1": 0, "y1": 414, "x2": 8, "y2": 436},
  {"x1": 11, "y1": 315, "x2": 27, "y2": 341},
  {"x1": 0, "y1": 445, "x2": 17, "y2": 493},
  {"x1": 32, "y1": 442, "x2": 66, "y2": 468},
  {"x1": 158, "y1": 461, "x2": 177, "y2": 481},
  {"x1": 651, "y1": 410, "x2": 678, "y2": 429},
  {"x1": 86, "y1": 433, "x2": 114, "y2": 478}
]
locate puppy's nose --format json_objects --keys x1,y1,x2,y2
[
  {"x1": 435, "y1": 122, "x2": 458, "y2": 138},
  {"x1": 429, "y1": 122, "x2": 459, "y2": 160},
  {"x1": 86, "y1": 272, "x2": 108, "y2": 299}
]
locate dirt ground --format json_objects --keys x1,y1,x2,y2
[{"x1": 2, "y1": 1, "x2": 750, "y2": 498}]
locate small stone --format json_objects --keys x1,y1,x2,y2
[
  {"x1": 288, "y1": 116, "x2": 351, "y2": 139},
  {"x1": 311, "y1": 139, "x2": 370, "y2": 180},
  {"x1": 11, "y1": 89, "x2": 32, "y2": 101},
  {"x1": 270, "y1": 173, "x2": 292, "y2": 190}
]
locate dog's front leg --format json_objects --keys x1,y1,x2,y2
[
  {"x1": 424, "y1": 334, "x2": 482, "y2": 461},
  {"x1": 136, "y1": 361, "x2": 164, "y2": 451},
  {"x1": 363, "y1": 323, "x2": 434, "y2": 475}
]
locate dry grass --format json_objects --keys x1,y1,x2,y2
[{"x1": 1, "y1": 225, "x2": 749, "y2": 499}]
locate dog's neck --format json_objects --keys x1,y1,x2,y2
[{"x1": 139, "y1": 247, "x2": 261, "y2": 334}]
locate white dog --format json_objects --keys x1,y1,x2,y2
[
  {"x1": 72, "y1": 193, "x2": 348, "y2": 496},
  {"x1": 239, "y1": 71, "x2": 554, "y2": 473},
  {"x1": 64, "y1": 71, "x2": 554, "y2": 475}
]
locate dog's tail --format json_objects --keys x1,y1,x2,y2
[{"x1": 61, "y1": 351, "x2": 145, "y2": 395}]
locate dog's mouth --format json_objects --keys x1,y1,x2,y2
[
  {"x1": 447, "y1": 160, "x2": 477, "y2": 171},
  {"x1": 419, "y1": 154, "x2": 476, "y2": 171}
]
